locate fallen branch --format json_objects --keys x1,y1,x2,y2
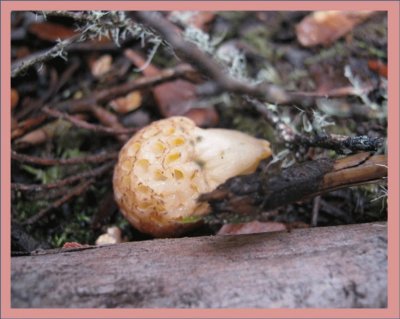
[
  {"x1": 11, "y1": 222, "x2": 387, "y2": 308},
  {"x1": 199, "y1": 152, "x2": 387, "y2": 224}
]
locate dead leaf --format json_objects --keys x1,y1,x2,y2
[
  {"x1": 29, "y1": 22, "x2": 77, "y2": 41},
  {"x1": 368, "y1": 59, "x2": 387, "y2": 78},
  {"x1": 124, "y1": 49, "x2": 196, "y2": 116},
  {"x1": 15, "y1": 46, "x2": 30, "y2": 59},
  {"x1": 62, "y1": 242, "x2": 90, "y2": 249},
  {"x1": 109, "y1": 91, "x2": 142, "y2": 114},
  {"x1": 296, "y1": 11, "x2": 376, "y2": 47},
  {"x1": 11, "y1": 115, "x2": 47, "y2": 140},
  {"x1": 91, "y1": 55, "x2": 113, "y2": 78},
  {"x1": 11, "y1": 88, "x2": 19, "y2": 110},
  {"x1": 14, "y1": 115, "x2": 86, "y2": 147},
  {"x1": 183, "y1": 107, "x2": 219, "y2": 127},
  {"x1": 218, "y1": 221, "x2": 286, "y2": 235}
]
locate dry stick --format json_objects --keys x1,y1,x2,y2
[
  {"x1": 11, "y1": 150, "x2": 118, "y2": 166},
  {"x1": 200, "y1": 152, "x2": 387, "y2": 224},
  {"x1": 246, "y1": 97, "x2": 384, "y2": 153},
  {"x1": 55, "y1": 63, "x2": 195, "y2": 113},
  {"x1": 22, "y1": 179, "x2": 94, "y2": 225},
  {"x1": 16, "y1": 58, "x2": 81, "y2": 121},
  {"x1": 131, "y1": 11, "x2": 311, "y2": 106},
  {"x1": 89, "y1": 105, "x2": 130, "y2": 142},
  {"x1": 11, "y1": 35, "x2": 81, "y2": 78},
  {"x1": 12, "y1": 161, "x2": 114, "y2": 192},
  {"x1": 39, "y1": 11, "x2": 97, "y2": 23},
  {"x1": 42, "y1": 107, "x2": 137, "y2": 135}
]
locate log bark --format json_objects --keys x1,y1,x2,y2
[{"x1": 11, "y1": 222, "x2": 387, "y2": 308}]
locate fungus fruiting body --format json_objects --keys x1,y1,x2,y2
[{"x1": 113, "y1": 116, "x2": 271, "y2": 237}]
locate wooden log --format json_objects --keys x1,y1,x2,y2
[{"x1": 11, "y1": 222, "x2": 387, "y2": 308}]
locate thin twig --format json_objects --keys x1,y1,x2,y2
[
  {"x1": 11, "y1": 35, "x2": 81, "y2": 78},
  {"x1": 16, "y1": 58, "x2": 81, "y2": 121},
  {"x1": 131, "y1": 11, "x2": 313, "y2": 106},
  {"x1": 39, "y1": 11, "x2": 98, "y2": 23},
  {"x1": 89, "y1": 105, "x2": 130, "y2": 142},
  {"x1": 12, "y1": 150, "x2": 118, "y2": 166},
  {"x1": 55, "y1": 63, "x2": 196, "y2": 113},
  {"x1": 247, "y1": 97, "x2": 384, "y2": 153},
  {"x1": 22, "y1": 178, "x2": 94, "y2": 225},
  {"x1": 42, "y1": 107, "x2": 137, "y2": 135},
  {"x1": 12, "y1": 161, "x2": 114, "y2": 192}
]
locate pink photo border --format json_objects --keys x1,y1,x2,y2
[{"x1": 1, "y1": 1, "x2": 399, "y2": 318}]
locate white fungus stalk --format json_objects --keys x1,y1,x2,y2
[{"x1": 113, "y1": 116, "x2": 272, "y2": 237}]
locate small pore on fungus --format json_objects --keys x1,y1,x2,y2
[
  {"x1": 153, "y1": 141, "x2": 166, "y2": 154},
  {"x1": 171, "y1": 137, "x2": 185, "y2": 147},
  {"x1": 165, "y1": 152, "x2": 181, "y2": 164},
  {"x1": 154, "y1": 169, "x2": 168, "y2": 181},
  {"x1": 113, "y1": 116, "x2": 272, "y2": 238},
  {"x1": 174, "y1": 169, "x2": 184, "y2": 180}
]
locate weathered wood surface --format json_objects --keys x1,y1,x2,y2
[{"x1": 11, "y1": 222, "x2": 387, "y2": 308}]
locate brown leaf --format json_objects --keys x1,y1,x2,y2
[
  {"x1": 183, "y1": 107, "x2": 219, "y2": 128},
  {"x1": 29, "y1": 22, "x2": 77, "y2": 42},
  {"x1": 218, "y1": 221, "x2": 286, "y2": 236},
  {"x1": 296, "y1": 11, "x2": 376, "y2": 47},
  {"x1": 11, "y1": 88, "x2": 19, "y2": 110},
  {"x1": 368, "y1": 59, "x2": 387, "y2": 78},
  {"x1": 91, "y1": 55, "x2": 113, "y2": 78},
  {"x1": 124, "y1": 49, "x2": 197, "y2": 117},
  {"x1": 109, "y1": 91, "x2": 142, "y2": 114},
  {"x1": 62, "y1": 242, "x2": 90, "y2": 249},
  {"x1": 14, "y1": 115, "x2": 85, "y2": 147},
  {"x1": 15, "y1": 47, "x2": 30, "y2": 59},
  {"x1": 11, "y1": 115, "x2": 47, "y2": 140}
]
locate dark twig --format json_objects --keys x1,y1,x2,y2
[
  {"x1": 55, "y1": 64, "x2": 196, "y2": 113},
  {"x1": 297, "y1": 134, "x2": 384, "y2": 154},
  {"x1": 200, "y1": 153, "x2": 387, "y2": 224},
  {"x1": 39, "y1": 11, "x2": 98, "y2": 23},
  {"x1": 247, "y1": 97, "x2": 384, "y2": 153},
  {"x1": 12, "y1": 150, "x2": 118, "y2": 166},
  {"x1": 12, "y1": 161, "x2": 114, "y2": 192},
  {"x1": 131, "y1": 11, "x2": 314, "y2": 106},
  {"x1": 42, "y1": 107, "x2": 137, "y2": 135},
  {"x1": 16, "y1": 58, "x2": 81, "y2": 121},
  {"x1": 11, "y1": 35, "x2": 81, "y2": 78},
  {"x1": 22, "y1": 178, "x2": 94, "y2": 225},
  {"x1": 89, "y1": 105, "x2": 130, "y2": 142}
]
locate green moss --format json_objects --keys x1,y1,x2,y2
[
  {"x1": 304, "y1": 42, "x2": 348, "y2": 65},
  {"x1": 242, "y1": 26, "x2": 274, "y2": 59}
]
